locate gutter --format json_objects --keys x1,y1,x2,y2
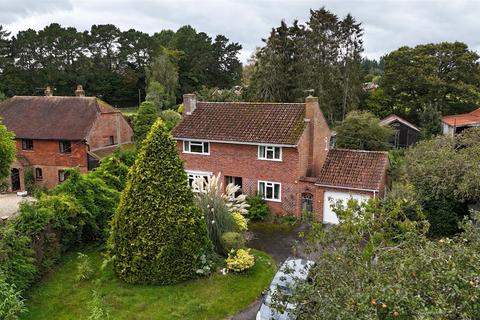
[
  {"x1": 314, "y1": 183, "x2": 379, "y2": 194},
  {"x1": 173, "y1": 137, "x2": 297, "y2": 148}
]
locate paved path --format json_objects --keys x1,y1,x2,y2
[
  {"x1": 0, "y1": 194, "x2": 34, "y2": 219},
  {"x1": 231, "y1": 222, "x2": 311, "y2": 320}
]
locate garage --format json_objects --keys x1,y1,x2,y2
[{"x1": 323, "y1": 191, "x2": 371, "y2": 224}]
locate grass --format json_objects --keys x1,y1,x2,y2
[
  {"x1": 119, "y1": 107, "x2": 138, "y2": 115},
  {"x1": 22, "y1": 246, "x2": 276, "y2": 320}
]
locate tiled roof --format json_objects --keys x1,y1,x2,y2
[
  {"x1": 172, "y1": 102, "x2": 306, "y2": 145},
  {"x1": 442, "y1": 107, "x2": 480, "y2": 127},
  {"x1": 0, "y1": 96, "x2": 117, "y2": 140},
  {"x1": 380, "y1": 114, "x2": 420, "y2": 131},
  {"x1": 316, "y1": 149, "x2": 389, "y2": 191}
]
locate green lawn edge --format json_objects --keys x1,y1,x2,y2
[{"x1": 22, "y1": 246, "x2": 276, "y2": 320}]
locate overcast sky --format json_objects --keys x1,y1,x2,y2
[{"x1": 1, "y1": 0, "x2": 480, "y2": 62}]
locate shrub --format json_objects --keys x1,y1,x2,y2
[
  {"x1": 88, "y1": 290, "x2": 110, "y2": 320},
  {"x1": 246, "y1": 195, "x2": 270, "y2": 221},
  {"x1": 110, "y1": 120, "x2": 212, "y2": 285},
  {"x1": 0, "y1": 275, "x2": 26, "y2": 320},
  {"x1": 221, "y1": 232, "x2": 246, "y2": 253},
  {"x1": 232, "y1": 212, "x2": 248, "y2": 232},
  {"x1": 76, "y1": 253, "x2": 94, "y2": 282},
  {"x1": 226, "y1": 249, "x2": 255, "y2": 272}
]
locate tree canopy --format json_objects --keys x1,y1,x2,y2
[
  {"x1": 0, "y1": 23, "x2": 242, "y2": 107},
  {"x1": 0, "y1": 118, "x2": 15, "y2": 180},
  {"x1": 335, "y1": 111, "x2": 394, "y2": 151}
]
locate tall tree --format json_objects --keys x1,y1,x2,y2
[
  {"x1": 133, "y1": 101, "x2": 158, "y2": 147},
  {"x1": 0, "y1": 118, "x2": 15, "y2": 180},
  {"x1": 110, "y1": 120, "x2": 211, "y2": 284}
]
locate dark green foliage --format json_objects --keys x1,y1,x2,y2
[
  {"x1": 91, "y1": 155, "x2": 130, "y2": 191},
  {"x1": 133, "y1": 101, "x2": 158, "y2": 147},
  {"x1": 52, "y1": 169, "x2": 119, "y2": 242},
  {"x1": 221, "y1": 232, "x2": 246, "y2": 254},
  {"x1": 246, "y1": 195, "x2": 271, "y2": 221},
  {"x1": 159, "y1": 109, "x2": 182, "y2": 131},
  {"x1": 0, "y1": 118, "x2": 15, "y2": 180},
  {"x1": 110, "y1": 120, "x2": 212, "y2": 284},
  {"x1": 0, "y1": 273, "x2": 26, "y2": 320},
  {"x1": 335, "y1": 111, "x2": 394, "y2": 151}
]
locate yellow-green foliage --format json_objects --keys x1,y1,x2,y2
[
  {"x1": 110, "y1": 120, "x2": 212, "y2": 285},
  {"x1": 232, "y1": 212, "x2": 248, "y2": 232},
  {"x1": 226, "y1": 249, "x2": 255, "y2": 272}
]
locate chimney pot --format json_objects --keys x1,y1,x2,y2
[
  {"x1": 44, "y1": 86, "x2": 53, "y2": 97},
  {"x1": 75, "y1": 85, "x2": 85, "y2": 97},
  {"x1": 183, "y1": 93, "x2": 197, "y2": 115}
]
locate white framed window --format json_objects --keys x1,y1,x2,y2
[
  {"x1": 258, "y1": 145, "x2": 282, "y2": 161},
  {"x1": 186, "y1": 171, "x2": 211, "y2": 192},
  {"x1": 258, "y1": 180, "x2": 281, "y2": 202},
  {"x1": 183, "y1": 140, "x2": 210, "y2": 155}
]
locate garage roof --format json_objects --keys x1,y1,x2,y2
[{"x1": 316, "y1": 149, "x2": 389, "y2": 191}]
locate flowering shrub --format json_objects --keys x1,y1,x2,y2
[
  {"x1": 226, "y1": 249, "x2": 255, "y2": 272},
  {"x1": 232, "y1": 212, "x2": 248, "y2": 232}
]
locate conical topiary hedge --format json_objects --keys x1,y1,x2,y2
[{"x1": 110, "y1": 119, "x2": 211, "y2": 284}]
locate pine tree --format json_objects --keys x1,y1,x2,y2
[{"x1": 110, "y1": 120, "x2": 212, "y2": 284}]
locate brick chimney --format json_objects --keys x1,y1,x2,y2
[
  {"x1": 305, "y1": 95, "x2": 331, "y2": 176},
  {"x1": 44, "y1": 86, "x2": 53, "y2": 97},
  {"x1": 75, "y1": 85, "x2": 85, "y2": 97},
  {"x1": 183, "y1": 93, "x2": 197, "y2": 115}
]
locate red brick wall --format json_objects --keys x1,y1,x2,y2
[
  {"x1": 12, "y1": 139, "x2": 88, "y2": 190},
  {"x1": 87, "y1": 112, "x2": 133, "y2": 150},
  {"x1": 177, "y1": 141, "x2": 302, "y2": 216}
]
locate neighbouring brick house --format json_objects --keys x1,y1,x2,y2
[
  {"x1": 0, "y1": 86, "x2": 133, "y2": 192},
  {"x1": 172, "y1": 94, "x2": 389, "y2": 223}
]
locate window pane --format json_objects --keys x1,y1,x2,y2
[
  {"x1": 274, "y1": 147, "x2": 280, "y2": 159},
  {"x1": 184, "y1": 141, "x2": 190, "y2": 152},
  {"x1": 259, "y1": 182, "x2": 265, "y2": 196},
  {"x1": 203, "y1": 142, "x2": 209, "y2": 153},
  {"x1": 274, "y1": 184, "x2": 280, "y2": 199},
  {"x1": 190, "y1": 143, "x2": 203, "y2": 153},
  {"x1": 266, "y1": 149, "x2": 274, "y2": 159},
  {"x1": 259, "y1": 146, "x2": 265, "y2": 158},
  {"x1": 266, "y1": 184, "x2": 273, "y2": 199}
]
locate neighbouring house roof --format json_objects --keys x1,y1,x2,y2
[
  {"x1": 380, "y1": 114, "x2": 420, "y2": 132},
  {"x1": 172, "y1": 102, "x2": 306, "y2": 145},
  {"x1": 89, "y1": 142, "x2": 135, "y2": 160},
  {"x1": 0, "y1": 96, "x2": 118, "y2": 140},
  {"x1": 442, "y1": 107, "x2": 480, "y2": 127},
  {"x1": 316, "y1": 149, "x2": 389, "y2": 191}
]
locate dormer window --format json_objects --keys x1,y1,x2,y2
[
  {"x1": 258, "y1": 145, "x2": 282, "y2": 161},
  {"x1": 183, "y1": 140, "x2": 210, "y2": 155}
]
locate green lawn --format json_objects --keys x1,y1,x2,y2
[{"x1": 22, "y1": 247, "x2": 276, "y2": 320}]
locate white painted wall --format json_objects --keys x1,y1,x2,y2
[
  {"x1": 442, "y1": 123, "x2": 454, "y2": 136},
  {"x1": 323, "y1": 191, "x2": 371, "y2": 224}
]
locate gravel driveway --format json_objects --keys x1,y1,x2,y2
[{"x1": 0, "y1": 194, "x2": 34, "y2": 219}]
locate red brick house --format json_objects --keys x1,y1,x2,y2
[
  {"x1": 172, "y1": 94, "x2": 389, "y2": 223},
  {"x1": 0, "y1": 86, "x2": 133, "y2": 192}
]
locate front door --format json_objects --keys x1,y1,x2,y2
[
  {"x1": 301, "y1": 193, "x2": 313, "y2": 213},
  {"x1": 11, "y1": 168, "x2": 20, "y2": 191}
]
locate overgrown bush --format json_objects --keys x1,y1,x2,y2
[
  {"x1": 110, "y1": 120, "x2": 212, "y2": 285},
  {"x1": 221, "y1": 232, "x2": 246, "y2": 253},
  {"x1": 225, "y1": 249, "x2": 255, "y2": 272},
  {"x1": 246, "y1": 195, "x2": 270, "y2": 221},
  {"x1": 0, "y1": 274, "x2": 25, "y2": 320},
  {"x1": 76, "y1": 253, "x2": 94, "y2": 282}
]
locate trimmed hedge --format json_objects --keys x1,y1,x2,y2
[{"x1": 110, "y1": 120, "x2": 212, "y2": 285}]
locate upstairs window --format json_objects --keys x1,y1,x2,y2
[
  {"x1": 258, "y1": 180, "x2": 281, "y2": 202},
  {"x1": 183, "y1": 140, "x2": 210, "y2": 154},
  {"x1": 258, "y1": 145, "x2": 282, "y2": 161},
  {"x1": 59, "y1": 141, "x2": 72, "y2": 154},
  {"x1": 22, "y1": 139, "x2": 34, "y2": 150},
  {"x1": 35, "y1": 168, "x2": 43, "y2": 181},
  {"x1": 108, "y1": 135, "x2": 116, "y2": 146}
]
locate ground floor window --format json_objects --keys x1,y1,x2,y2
[
  {"x1": 58, "y1": 170, "x2": 69, "y2": 183},
  {"x1": 225, "y1": 176, "x2": 243, "y2": 197},
  {"x1": 258, "y1": 180, "x2": 281, "y2": 202},
  {"x1": 187, "y1": 171, "x2": 211, "y2": 192},
  {"x1": 35, "y1": 167, "x2": 43, "y2": 181}
]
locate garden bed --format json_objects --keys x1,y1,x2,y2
[{"x1": 22, "y1": 247, "x2": 276, "y2": 320}]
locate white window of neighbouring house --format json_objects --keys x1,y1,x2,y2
[
  {"x1": 258, "y1": 180, "x2": 281, "y2": 202},
  {"x1": 183, "y1": 140, "x2": 210, "y2": 154},
  {"x1": 258, "y1": 145, "x2": 282, "y2": 161},
  {"x1": 187, "y1": 171, "x2": 211, "y2": 192}
]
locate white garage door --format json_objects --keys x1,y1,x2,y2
[{"x1": 323, "y1": 191, "x2": 371, "y2": 224}]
